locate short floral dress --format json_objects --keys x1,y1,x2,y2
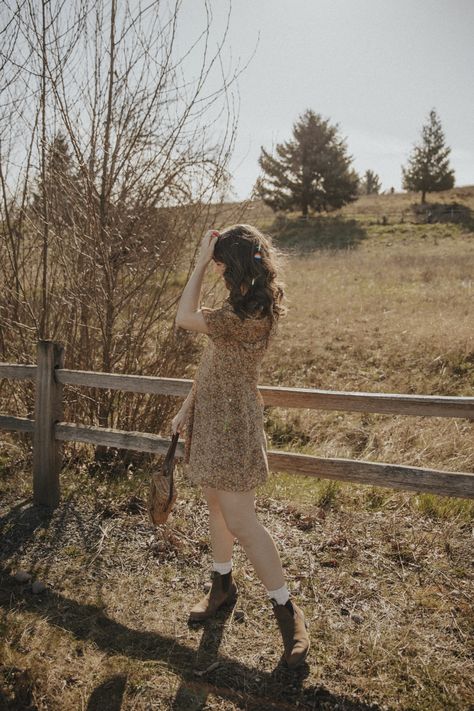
[{"x1": 182, "y1": 298, "x2": 278, "y2": 492}]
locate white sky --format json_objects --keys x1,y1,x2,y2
[{"x1": 173, "y1": 0, "x2": 474, "y2": 200}]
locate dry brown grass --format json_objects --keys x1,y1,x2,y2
[
  {"x1": 1, "y1": 464, "x2": 473, "y2": 711},
  {"x1": 1, "y1": 187, "x2": 474, "y2": 710},
  {"x1": 260, "y1": 225, "x2": 474, "y2": 478},
  {"x1": 1, "y1": 462, "x2": 473, "y2": 711}
]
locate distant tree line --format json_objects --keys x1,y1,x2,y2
[{"x1": 255, "y1": 107, "x2": 455, "y2": 216}]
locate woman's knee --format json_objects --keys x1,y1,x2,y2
[
  {"x1": 202, "y1": 485, "x2": 222, "y2": 513},
  {"x1": 215, "y1": 490, "x2": 258, "y2": 539},
  {"x1": 229, "y1": 517, "x2": 261, "y2": 544}
]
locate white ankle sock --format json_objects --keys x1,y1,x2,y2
[
  {"x1": 212, "y1": 559, "x2": 232, "y2": 575},
  {"x1": 266, "y1": 582, "x2": 290, "y2": 605}
]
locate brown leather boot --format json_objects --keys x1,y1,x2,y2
[
  {"x1": 270, "y1": 597, "x2": 310, "y2": 668},
  {"x1": 188, "y1": 570, "x2": 238, "y2": 621}
]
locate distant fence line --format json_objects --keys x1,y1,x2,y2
[
  {"x1": 1, "y1": 340, "x2": 473, "y2": 507},
  {"x1": 273, "y1": 205, "x2": 472, "y2": 226}
]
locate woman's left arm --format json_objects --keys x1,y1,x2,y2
[{"x1": 175, "y1": 230, "x2": 219, "y2": 334}]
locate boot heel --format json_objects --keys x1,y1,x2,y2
[
  {"x1": 271, "y1": 599, "x2": 311, "y2": 669},
  {"x1": 222, "y1": 592, "x2": 238, "y2": 606},
  {"x1": 188, "y1": 575, "x2": 238, "y2": 621}
]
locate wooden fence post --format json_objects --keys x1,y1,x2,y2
[{"x1": 33, "y1": 340, "x2": 64, "y2": 507}]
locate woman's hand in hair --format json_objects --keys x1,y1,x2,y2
[{"x1": 197, "y1": 229, "x2": 220, "y2": 266}]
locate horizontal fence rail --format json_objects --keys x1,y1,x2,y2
[
  {"x1": 0, "y1": 364, "x2": 37, "y2": 380},
  {"x1": 0, "y1": 414, "x2": 35, "y2": 433},
  {"x1": 2, "y1": 363, "x2": 473, "y2": 419},
  {"x1": 1, "y1": 340, "x2": 473, "y2": 507}
]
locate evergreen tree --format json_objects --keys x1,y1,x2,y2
[
  {"x1": 31, "y1": 131, "x2": 80, "y2": 228},
  {"x1": 255, "y1": 109, "x2": 359, "y2": 217},
  {"x1": 401, "y1": 109, "x2": 455, "y2": 204},
  {"x1": 359, "y1": 169, "x2": 381, "y2": 195}
]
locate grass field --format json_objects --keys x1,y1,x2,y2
[{"x1": 1, "y1": 186, "x2": 473, "y2": 710}]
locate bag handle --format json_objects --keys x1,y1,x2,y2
[{"x1": 163, "y1": 431, "x2": 180, "y2": 508}]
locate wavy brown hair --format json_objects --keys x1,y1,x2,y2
[{"x1": 212, "y1": 223, "x2": 287, "y2": 326}]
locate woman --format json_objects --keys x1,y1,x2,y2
[{"x1": 172, "y1": 224, "x2": 310, "y2": 669}]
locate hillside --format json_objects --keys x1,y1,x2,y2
[{"x1": 1, "y1": 185, "x2": 473, "y2": 710}]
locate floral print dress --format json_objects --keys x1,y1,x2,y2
[{"x1": 183, "y1": 298, "x2": 278, "y2": 492}]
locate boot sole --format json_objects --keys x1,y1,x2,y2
[{"x1": 188, "y1": 593, "x2": 238, "y2": 621}]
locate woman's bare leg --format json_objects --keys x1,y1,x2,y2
[
  {"x1": 202, "y1": 485, "x2": 236, "y2": 563},
  {"x1": 214, "y1": 487, "x2": 286, "y2": 590}
]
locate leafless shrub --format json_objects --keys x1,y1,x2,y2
[{"x1": 0, "y1": 0, "x2": 254, "y2": 468}]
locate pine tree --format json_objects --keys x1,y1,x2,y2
[
  {"x1": 255, "y1": 109, "x2": 359, "y2": 217},
  {"x1": 359, "y1": 169, "x2": 381, "y2": 195},
  {"x1": 31, "y1": 131, "x2": 80, "y2": 228},
  {"x1": 401, "y1": 109, "x2": 455, "y2": 204}
]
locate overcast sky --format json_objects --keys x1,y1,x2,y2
[{"x1": 173, "y1": 0, "x2": 474, "y2": 201}]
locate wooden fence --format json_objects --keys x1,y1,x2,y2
[{"x1": 1, "y1": 339, "x2": 473, "y2": 507}]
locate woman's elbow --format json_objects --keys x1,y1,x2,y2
[
  {"x1": 175, "y1": 312, "x2": 193, "y2": 330},
  {"x1": 175, "y1": 311, "x2": 208, "y2": 334}
]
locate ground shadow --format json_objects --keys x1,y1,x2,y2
[
  {"x1": 0, "y1": 666, "x2": 36, "y2": 711},
  {"x1": 0, "y1": 492, "x2": 383, "y2": 709},
  {"x1": 0, "y1": 497, "x2": 103, "y2": 578},
  {"x1": 0, "y1": 567, "x2": 383, "y2": 711},
  {"x1": 86, "y1": 674, "x2": 128, "y2": 711},
  {"x1": 0, "y1": 499, "x2": 54, "y2": 565},
  {"x1": 411, "y1": 201, "x2": 474, "y2": 229},
  {"x1": 269, "y1": 215, "x2": 367, "y2": 254}
]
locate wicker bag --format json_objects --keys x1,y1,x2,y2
[{"x1": 147, "y1": 431, "x2": 179, "y2": 525}]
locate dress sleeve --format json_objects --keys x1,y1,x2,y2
[{"x1": 201, "y1": 305, "x2": 234, "y2": 341}]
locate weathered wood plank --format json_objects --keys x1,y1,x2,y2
[
  {"x1": 257, "y1": 385, "x2": 474, "y2": 420},
  {"x1": 32, "y1": 341, "x2": 64, "y2": 507},
  {"x1": 0, "y1": 414, "x2": 35, "y2": 432},
  {"x1": 55, "y1": 422, "x2": 173, "y2": 456},
  {"x1": 266, "y1": 450, "x2": 474, "y2": 500},
  {"x1": 55, "y1": 422, "x2": 474, "y2": 499},
  {"x1": 54, "y1": 368, "x2": 474, "y2": 419},
  {"x1": 0, "y1": 363, "x2": 37, "y2": 381},
  {"x1": 56, "y1": 369, "x2": 194, "y2": 397}
]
